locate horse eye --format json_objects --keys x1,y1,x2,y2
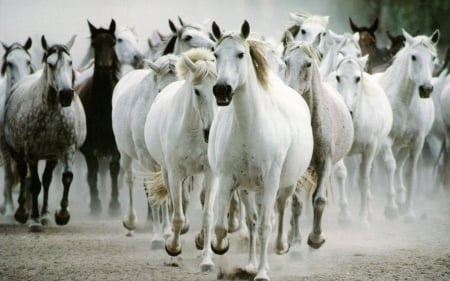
[
  {"x1": 194, "y1": 89, "x2": 200, "y2": 96},
  {"x1": 355, "y1": 76, "x2": 361, "y2": 83},
  {"x1": 69, "y1": 61, "x2": 73, "y2": 66},
  {"x1": 214, "y1": 53, "x2": 219, "y2": 59},
  {"x1": 306, "y1": 62, "x2": 312, "y2": 68},
  {"x1": 411, "y1": 55, "x2": 416, "y2": 61},
  {"x1": 322, "y1": 32, "x2": 327, "y2": 37},
  {"x1": 118, "y1": 38, "x2": 123, "y2": 43},
  {"x1": 7, "y1": 62, "x2": 12, "y2": 67},
  {"x1": 184, "y1": 35, "x2": 192, "y2": 41},
  {"x1": 301, "y1": 29, "x2": 306, "y2": 35},
  {"x1": 27, "y1": 61, "x2": 31, "y2": 66},
  {"x1": 336, "y1": 75, "x2": 340, "y2": 82},
  {"x1": 237, "y1": 52, "x2": 244, "y2": 59}
]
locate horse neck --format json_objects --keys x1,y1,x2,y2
[
  {"x1": 176, "y1": 82, "x2": 201, "y2": 130},
  {"x1": 92, "y1": 64, "x2": 118, "y2": 99},
  {"x1": 383, "y1": 53, "x2": 416, "y2": 107},
  {"x1": 231, "y1": 62, "x2": 266, "y2": 130},
  {"x1": 303, "y1": 65, "x2": 323, "y2": 117},
  {"x1": 319, "y1": 46, "x2": 336, "y2": 77}
]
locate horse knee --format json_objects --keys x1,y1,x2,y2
[
  {"x1": 109, "y1": 161, "x2": 120, "y2": 176},
  {"x1": 335, "y1": 165, "x2": 347, "y2": 181},
  {"x1": 313, "y1": 195, "x2": 326, "y2": 210},
  {"x1": 62, "y1": 171, "x2": 73, "y2": 187}
]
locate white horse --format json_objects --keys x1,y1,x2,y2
[
  {"x1": 3, "y1": 35, "x2": 86, "y2": 231},
  {"x1": 329, "y1": 56, "x2": 397, "y2": 224},
  {"x1": 144, "y1": 48, "x2": 217, "y2": 271},
  {"x1": 112, "y1": 54, "x2": 178, "y2": 243},
  {"x1": 373, "y1": 29, "x2": 439, "y2": 221},
  {"x1": 438, "y1": 74, "x2": 450, "y2": 189},
  {"x1": 209, "y1": 21, "x2": 313, "y2": 281},
  {"x1": 0, "y1": 38, "x2": 35, "y2": 216},
  {"x1": 283, "y1": 36, "x2": 353, "y2": 244},
  {"x1": 283, "y1": 11, "x2": 329, "y2": 43}
]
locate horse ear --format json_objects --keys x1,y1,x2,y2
[
  {"x1": 283, "y1": 31, "x2": 295, "y2": 46},
  {"x1": 182, "y1": 54, "x2": 197, "y2": 73},
  {"x1": 109, "y1": 19, "x2": 116, "y2": 34},
  {"x1": 145, "y1": 59, "x2": 161, "y2": 73},
  {"x1": 1, "y1": 42, "x2": 7, "y2": 51},
  {"x1": 359, "y1": 55, "x2": 369, "y2": 68},
  {"x1": 178, "y1": 16, "x2": 185, "y2": 27},
  {"x1": 88, "y1": 20, "x2": 97, "y2": 36},
  {"x1": 41, "y1": 35, "x2": 48, "y2": 51},
  {"x1": 430, "y1": 29, "x2": 440, "y2": 45},
  {"x1": 402, "y1": 29, "x2": 414, "y2": 45},
  {"x1": 24, "y1": 37, "x2": 32, "y2": 50},
  {"x1": 349, "y1": 17, "x2": 359, "y2": 32},
  {"x1": 212, "y1": 21, "x2": 222, "y2": 41},
  {"x1": 241, "y1": 20, "x2": 250, "y2": 39},
  {"x1": 287, "y1": 25, "x2": 300, "y2": 38},
  {"x1": 66, "y1": 34, "x2": 77, "y2": 50},
  {"x1": 169, "y1": 19, "x2": 178, "y2": 34},
  {"x1": 369, "y1": 17, "x2": 379, "y2": 33},
  {"x1": 289, "y1": 13, "x2": 305, "y2": 25}
]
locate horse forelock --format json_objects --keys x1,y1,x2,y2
[
  {"x1": 394, "y1": 36, "x2": 437, "y2": 62},
  {"x1": 285, "y1": 41, "x2": 321, "y2": 64},
  {"x1": 42, "y1": 45, "x2": 70, "y2": 63},
  {"x1": 176, "y1": 48, "x2": 216, "y2": 83},
  {"x1": 154, "y1": 54, "x2": 178, "y2": 75}
]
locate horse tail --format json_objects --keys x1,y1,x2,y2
[
  {"x1": 297, "y1": 166, "x2": 333, "y2": 204},
  {"x1": 144, "y1": 165, "x2": 169, "y2": 206}
]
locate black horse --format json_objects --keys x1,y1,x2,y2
[{"x1": 77, "y1": 19, "x2": 121, "y2": 216}]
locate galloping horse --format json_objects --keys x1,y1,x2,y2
[
  {"x1": 145, "y1": 48, "x2": 217, "y2": 271},
  {"x1": 374, "y1": 29, "x2": 439, "y2": 221},
  {"x1": 0, "y1": 38, "x2": 34, "y2": 216},
  {"x1": 3, "y1": 35, "x2": 86, "y2": 231},
  {"x1": 209, "y1": 21, "x2": 313, "y2": 281},
  {"x1": 283, "y1": 34, "x2": 353, "y2": 244},
  {"x1": 77, "y1": 19, "x2": 121, "y2": 216}
]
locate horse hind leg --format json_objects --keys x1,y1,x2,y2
[
  {"x1": 2, "y1": 161, "x2": 19, "y2": 217},
  {"x1": 334, "y1": 160, "x2": 351, "y2": 226},
  {"x1": 358, "y1": 146, "x2": 376, "y2": 226},
  {"x1": 108, "y1": 151, "x2": 121, "y2": 217},
  {"x1": 227, "y1": 190, "x2": 241, "y2": 233},
  {"x1": 380, "y1": 142, "x2": 399, "y2": 220},
  {"x1": 14, "y1": 160, "x2": 29, "y2": 224},
  {"x1": 275, "y1": 185, "x2": 295, "y2": 255},
  {"x1": 82, "y1": 150, "x2": 102, "y2": 215},
  {"x1": 289, "y1": 189, "x2": 304, "y2": 247},
  {"x1": 55, "y1": 148, "x2": 76, "y2": 226},
  {"x1": 41, "y1": 159, "x2": 58, "y2": 225}
]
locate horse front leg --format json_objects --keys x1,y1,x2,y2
[
  {"x1": 380, "y1": 141, "x2": 399, "y2": 220},
  {"x1": 55, "y1": 147, "x2": 75, "y2": 226},
  {"x1": 108, "y1": 150, "x2": 121, "y2": 217},
  {"x1": 275, "y1": 185, "x2": 295, "y2": 255},
  {"x1": 334, "y1": 159, "x2": 350, "y2": 225},
  {"x1": 211, "y1": 175, "x2": 234, "y2": 255},
  {"x1": 239, "y1": 190, "x2": 258, "y2": 272},
  {"x1": 41, "y1": 159, "x2": 58, "y2": 225},
  {"x1": 3, "y1": 161, "x2": 18, "y2": 217},
  {"x1": 402, "y1": 143, "x2": 423, "y2": 222},
  {"x1": 308, "y1": 159, "x2": 332, "y2": 250},
  {"x1": 195, "y1": 168, "x2": 218, "y2": 272},
  {"x1": 28, "y1": 161, "x2": 43, "y2": 232},
  {"x1": 359, "y1": 145, "x2": 376, "y2": 226},
  {"x1": 81, "y1": 149, "x2": 101, "y2": 215},
  {"x1": 121, "y1": 154, "x2": 136, "y2": 235},
  {"x1": 255, "y1": 170, "x2": 281, "y2": 281},
  {"x1": 228, "y1": 190, "x2": 241, "y2": 233}
]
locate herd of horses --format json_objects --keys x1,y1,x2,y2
[{"x1": 0, "y1": 11, "x2": 449, "y2": 281}]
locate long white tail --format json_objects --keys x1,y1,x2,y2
[{"x1": 144, "y1": 165, "x2": 169, "y2": 206}]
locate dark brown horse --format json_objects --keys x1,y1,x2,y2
[{"x1": 76, "y1": 19, "x2": 121, "y2": 216}]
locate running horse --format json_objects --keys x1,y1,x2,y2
[
  {"x1": 3, "y1": 35, "x2": 86, "y2": 231},
  {"x1": 77, "y1": 19, "x2": 122, "y2": 216}
]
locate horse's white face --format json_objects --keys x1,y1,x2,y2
[
  {"x1": 192, "y1": 75, "x2": 217, "y2": 139},
  {"x1": 335, "y1": 57, "x2": 366, "y2": 115},
  {"x1": 403, "y1": 30, "x2": 439, "y2": 98},
  {"x1": 115, "y1": 28, "x2": 144, "y2": 68},
  {"x1": 317, "y1": 29, "x2": 342, "y2": 57},
  {"x1": 336, "y1": 34, "x2": 362, "y2": 65},
  {"x1": 3, "y1": 48, "x2": 33, "y2": 87},
  {"x1": 284, "y1": 47, "x2": 313, "y2": 95},
  {"x1": 176, "y1": 27, "x2": 214, "y2": 54},
  {"x1": 213, "y1": 36, "x2": 250, "y2": 105}
]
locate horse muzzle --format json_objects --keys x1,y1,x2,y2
[
  {"x1": 59, "y1": 89, "x2": 74, "y2": 107},
  {"x1": 419, "y1": 83, "x2": 433, "y2": 98},
  {"x1": 213, "y1": 83, "x2": 233, "y2": 106}
]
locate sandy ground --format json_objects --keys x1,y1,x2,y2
[{"x1": 0, "y1": 160, "x2": 450, "y2": 281}]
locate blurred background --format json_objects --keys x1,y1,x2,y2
[{"x1": 0, "y1": 0, "x2": 448, "y2": 67}]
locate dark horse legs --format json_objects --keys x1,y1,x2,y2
[
  {"x1": 41, "y1": 159, "x2": 58, "y2": 225},
  {"x1": 82, "y1": 149, "x2": 121, "y2": 216}
]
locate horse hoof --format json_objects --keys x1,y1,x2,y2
[
  {"x1": 165, "y1": 243, "x2": 182, "y2": 257},
  {"x1": 108, "y1": 202, "x2": 121, "y2": 217},
  {"x1": 228, "y1": 217, "x2": 240, "y2": 233},
  {"x1": 14, "y1": 209, "x2": 29, "y2": 224},
  {"x1": 200, "y1": 263, "x2": 214, "y2": 272},
  {"x1": 211, "y1": 239, "x2": 229, "y2": 255},
  {"x1": 122, "y1": 220, "x2": 136, "y2": 231},
  {"x1": 254, "y1": 273, "x2": 270, "y2": 281},
  {"x1": 275, "y1": 243, "x2": 290, "y2": 255},
  {"x1": 89, "y1": 200, "x2": 102, "y2": 216},
  {"x1": 307, "y1": 233, "x2": 325, "y2": 249},
  {"x1": 55, "y1": 209, "x2": 71, "y2": 225},
  {"x1": 195, "y1": 233, "x2": 204, "y2": 250},
  {"x1": 29, "y1": 220, "x2": 43, "y2": 232},
  {"x1": 41, "y1": 213, "x2": 51, "y2": 226},
  {"x1": 181, "y1": 221, "x2": 190, "y2": 235},
  {"x1": 151, "y1": 239, "x2": 165, "y2": 250},
  {"x1": 384, "y1": 206, "x2": 399, "y2": 220}
]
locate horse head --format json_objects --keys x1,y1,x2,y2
[
  {"x1": 146, "y1": 54, "x2": 179, "y2": 93},
  {"x1": 87, "y1": 19, "x2": 118, "y2": 71},
  {"x1": 1, "y1": 37, "x2": 34, "y2": 86},
  {"x1": 166, "y1": 17, "x2": 215, "y2": 55},
  {"x1": 286, "y1": 12, "x2": 329, "y2": 43},
  {"x1": 41, "y1": 35, "x2": 76, "y2": 107},
  {"x1": 115, "y1": 27, "x2": 144, "y2": 69},
  {"x1": 349, "y1": 17, "x2": 378, "y2": 59}
]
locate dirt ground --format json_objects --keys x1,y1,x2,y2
[{"x1": 0, "y1": 163, "x2": 449, "y2": 281}]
